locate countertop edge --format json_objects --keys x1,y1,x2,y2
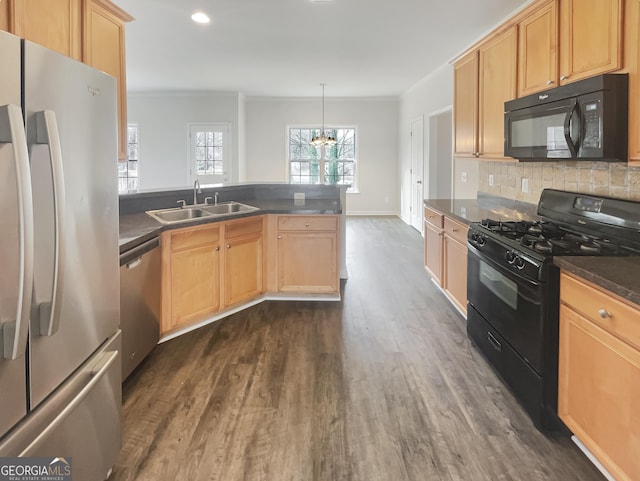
[
  {"x1": 120, "y1": 206, "x2": 342, "y2": 254},
  {"x1": 554, "y1": 256, "x2": 640, "y2": 307}
]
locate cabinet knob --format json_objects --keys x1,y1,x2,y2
[
  {"x1": 215, "y1": 246, "x2": 220, "y2": 252},
  {"x1": 226, "y1": 244, "x2": 231, "y2": 249},
  {"x1": 277, "y1": 234, "x2": 282, "y2": 239},
  {"x1": 560, "y1": 75, "x2": 568, "y2": 81},
  {"x1": 305, "y1": 222, "x2": 310, "y2": 227},
  {"x1": 598, "y1": 309, "x2": 612, "y2": 319},
  {"x1": 452, "y1": 228, "x2": 459, "y2": 233},
  {"x1": 546, "y1": 80, "x2": 554, "y2": 85}
]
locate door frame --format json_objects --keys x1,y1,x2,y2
[
  {"x1": 410, "y1": 115, "x2": 424, "y2": 233},
  {"x1": 427, "y1": 106, "x2": 454, "y2": 200}
]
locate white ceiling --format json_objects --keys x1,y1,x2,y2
[{"x1": 115, "y1": 0, "x2": 529, "y2": 97}]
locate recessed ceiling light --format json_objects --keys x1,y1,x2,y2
[{"x1": 191, "y1": 11, "x2": 210, "y2": 24}]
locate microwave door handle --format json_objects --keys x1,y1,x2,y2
[
  {"x1": 563, "y1": 100, "x2": 579, "y2": 157},
  {"x1": 0, "y1": 105, "x2": 34, "y2": 360}
]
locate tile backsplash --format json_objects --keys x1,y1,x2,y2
[{"x1": 478, "y1": 161, "x2": 640, "y2": 203}]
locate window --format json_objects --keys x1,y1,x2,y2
[
  {"x1": 118, "y1": 123, "x2": 139, "y2": 193},
  {"x1": 190, "y1": 123, "x2": 230, "y2": 184},
  {"x1": 288, "y1": 127, "x2": 356, "y2": 192}
]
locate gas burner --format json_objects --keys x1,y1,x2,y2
[
  {"x1": 534, "y1": 240, "x2": 553, "y2": 253},
  {"x1": 579, "y1": 242, "x2": 600, "y2": 254}
]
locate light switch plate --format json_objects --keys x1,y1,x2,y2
[
  {"x1": 489, "y1": 174, "x2": 494, "y2": 187},
  {"x1": 294, "y1": 192, "x2": 305, "y2": 201},
  {"x1": 521, "y1": 177, "x2": 529, "y2": 193},
  {"x1": 461, "y1": 171, "x2": 468, "y2": 183}
]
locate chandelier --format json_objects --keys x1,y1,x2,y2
[{"x1": 310, "y1": 83, "x2": 337, "y2": 146}]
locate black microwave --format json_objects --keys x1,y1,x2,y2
[{"x1": 504, "y1": 74, "x2": 628, "y2": 161}]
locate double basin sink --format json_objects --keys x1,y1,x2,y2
[{"x1": 147, "y1": 202, "x2": 259, "y2": 225}]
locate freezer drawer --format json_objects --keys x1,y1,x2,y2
[
  {"x1": 0, "y1": 331, "x2": 121, "y2": 480},
  {"x1": 120, "y1": 237, "x2": 161, "y2": 380}
]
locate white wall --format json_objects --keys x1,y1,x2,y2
[
  {"x1": 398, "y1": 64, "x2": 480, "y2": 223},
  {"x1": 245, "y1": 97, "x2": 400, "y2": 215},
  {"x1": 128, "y1": 92, "x2": 241, "y2": 190}
]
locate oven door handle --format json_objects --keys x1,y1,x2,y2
[{"x1": 468, "y1": 244, "x2": 541, "y2": 287}]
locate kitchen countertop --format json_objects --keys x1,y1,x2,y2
[
  {"x1": 424, "y1": 194, "x2": 540, "y2": 225},
  {"x1": 554, "y1": 256, "x2": 640, "y2": 306},
  {"x1": 119, "y1": 198, "x2": 341, "y2": 254}
]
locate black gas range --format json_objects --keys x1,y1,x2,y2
[{"x1": 466, "y1": 189, "x2": 640, "y2": 430}]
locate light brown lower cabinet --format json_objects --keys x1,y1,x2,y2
[
  {"x1": 558, "y1": 272, "x2": 640, "y2": 481},
  {"x1": 423, "y1": 205, "x2": 468, "y2": 316},
  {"x1": 161, "y1": 214, "x2": 339, "y2": 335},
  {"x1": 162, "y1": 223, "x2": 221, "y2": 333},
  {"x1": 223, "y1": 217, "x2": 264, "y2": 307},
  {"x1": 276, "y1": 215, "x2": 339, "y2": 294}
]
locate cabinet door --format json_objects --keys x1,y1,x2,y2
[
  {"x1": 11, "y1": 0, "x2": 81, "y2": 59},
  {"x1": 558, "y1": 305, "x2": 640, "y2": 481},
  {"x1": 83, "y1": 0, "x2": 132, "y2": 160},
  {"x1": 170, "y1": 244, "x2": 220, "y2": 328},
  {"x1": 424, "y1": 221, "x2": 442, "y2": 285},
  {"x1": 0, "y1": 1, "x2": 9, "y2": 31},
  {"x1": 559, "y1": 0, "x2": 622, "y2": 84},
  {"x1": 278, "y1": 232, "x2": 338, "y2": 293},
  {"x1": 454, "y1": 50, "x2": 479, "y2": 157},
  {"x1": 518, "y1": 1, "x2": 558, "y2": 96},
  {"x1": 224, "y1": 234, "x2": 263, "y2": 306},
  {"x1": 479, "y1": 26, "x2": 517, "y2": 159},
  {"x1": 443, "y1": 235, "x2": 467, "y2": 315},
  {"x1": 626, "y1": 0, "x2": 640, "y2": 164}
]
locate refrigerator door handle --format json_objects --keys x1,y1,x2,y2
[
  {"x1": 35, "y1": 110, "x2": 66, "y2": 337},
  {"x1": 0, "y1": 104, "x2": 34, "y2": 360}
]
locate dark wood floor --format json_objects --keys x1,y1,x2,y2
[{"x1": 111, "y1": 216, "x2": 604, "y2": 481}]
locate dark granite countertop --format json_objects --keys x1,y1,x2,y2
[
  {"x1": 424, "y1": 194, "x2": 540, "y2": 225},
  {"x1": 553, "y1": 256, "x2": 640, "y2": 306},
  {"x1": 119, "y1": 198, "x2": 341, "y2": 254}
]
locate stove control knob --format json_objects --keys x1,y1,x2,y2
[
  {"x1": 506, "y1": 251, "x2": 516, "y2": 264},
  {"x1": 476, "y1": 235, "x2": 486, "y2": 247},
  {"x1": 514, "y1": 256, "x2": 526, "y2": 269}
]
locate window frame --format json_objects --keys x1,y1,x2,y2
[
  {"x1": 118, "y1": 122, "x2": 139, "y2": 194},
  {"x1": 286, "y1": 124, "x2": 359, "y2": 193},
  {"x1": 187, "y1": 122, "x2": 232, "y2": 185}
]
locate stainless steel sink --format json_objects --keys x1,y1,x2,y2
[
  {"x1": 146, "y1": 202, "x2": 259, "y2": 224},
  {"x1": 148, "y1": 207, "x2": 211, "y2": 224},
  {"x1": 200, "y1": 202, "x2": 258, "y2": 215}
]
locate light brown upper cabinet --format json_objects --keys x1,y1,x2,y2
[
  {"x1": 626, "y1": 0, "x2": 640, "y2": 164},
  {"x1": 559, "y1": 0, "x2": 623, "y2": 85},
  {"x1": 478, "y1": 26, "x2": 518, "y2": 160},
  {"x1": 518, "y1": 0, "x2": 558, "y2": 96},
  {"x1": 83, "y1": 0, "x2": 133, "y2": 160},
  {"x1": 0, "y1": 1, "x2": 10, "y2": 31},
  {"x1": 453, "y1": 51, "x2": 479, "y2": 158},
  {"x1": 5, "y1": 0, "x2": 82, "y2": 60}
]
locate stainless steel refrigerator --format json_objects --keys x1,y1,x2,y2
[{"x1": 0, "y1": 31, "x2": 121, "y2": 480}]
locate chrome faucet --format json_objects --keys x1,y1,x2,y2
[
  {"x1": 214, "y1": 192, "x2": 219, "y2": 205},
  {"x1": 193, "y1": 179, "x2": 201, "y2": 205}
]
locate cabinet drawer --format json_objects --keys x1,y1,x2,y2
[
  {"x1": 169, "y1": 224, "x2": 220, "y2": 252},
  {"x1": 424, "y1": 206, "x2": 444, "y2": 228},
  {"x1": 443, "y1": 216, "x2": 468, "y2": 245},
  {"x1": 560, "y1": 272, "x2": 640, "y2": 351},
  {"x1": 278, "y1": 215, "x2": 337, "y2": 232},
  {"x1": 225, "y1": 216, "x2": 263, "y2": 240}
]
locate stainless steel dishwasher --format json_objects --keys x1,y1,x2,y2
[{"x1": 119, "y1": 236, "x2": 161, "y2": 381}]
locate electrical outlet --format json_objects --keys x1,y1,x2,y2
[
  {"x1": 461, "y1": 171, "x2": 468, "y2": 183},
  {"x1": 521, "y1": 177, "x2": 529, "y2": 193},
  {"x1": 489, "y1": 174, "x2": 494, "y2": 187},
  {"x1": 293, "y1": 192, "x2": 305, "y2": 201}
]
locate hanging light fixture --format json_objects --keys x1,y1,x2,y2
[{"x1": 310, "y1": 83, "x2": 337, "y2": 147}]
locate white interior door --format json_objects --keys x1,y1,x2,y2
[
  {"x1": 189, "y1": 123, "x2": 230, "y2": 184},
  {"x1": 410, "y1": 116, "x2": 424, "y2": 232}
]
